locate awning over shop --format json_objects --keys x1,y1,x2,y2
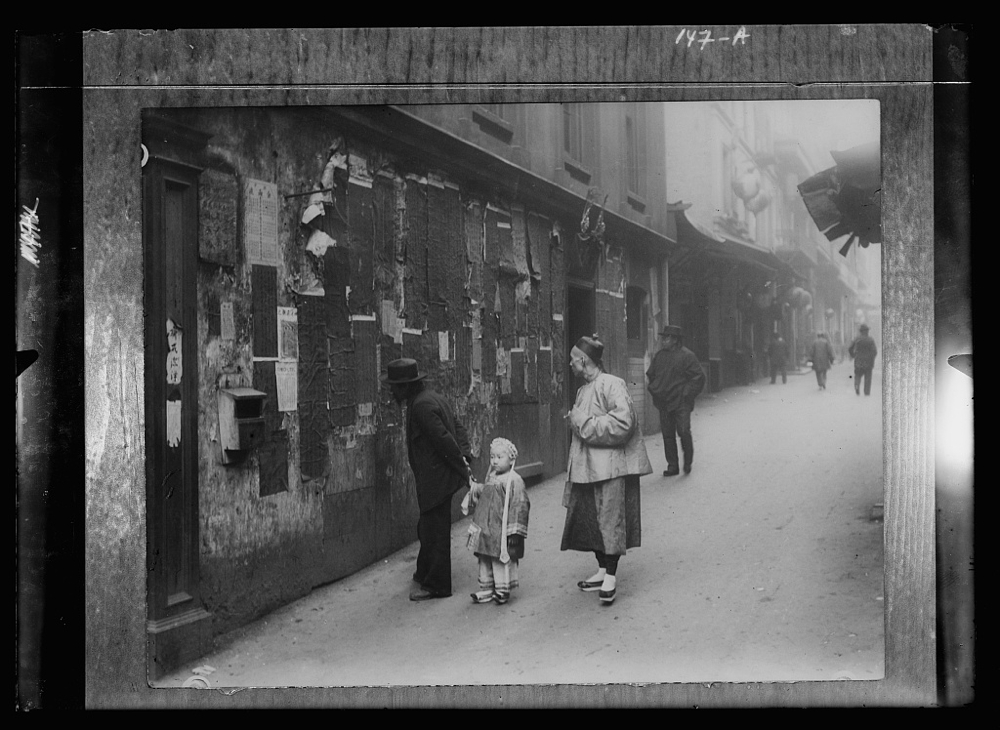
[{"x1": 668, "y1": 203, "x2": 802, "y2": 281}]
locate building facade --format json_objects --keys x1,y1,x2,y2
[
  {"x1": 139, "y1": 102, "x2": 676, "y2": 676},
  {"x1": 662, "y1": 101, "x2": 880, "y2": 386}
]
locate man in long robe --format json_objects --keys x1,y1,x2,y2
[{"x1": 561, "y1": 336, "x2": 652, "y2": 605}]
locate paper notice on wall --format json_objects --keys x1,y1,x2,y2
[
  {"x1": 277, "y1": 307, "x2": 298, "y2": 361},
  {"x1": 166, "y1": 399, "x2": 182, "y2": 448},
  {"x1": 244, "y1": 179, "x2": 279, "y2": 266},
  {"x1": 275, "y1": 361, "x2": 298, "y2": 412},
  {"x1": 438, "y1": 331, "x2": 451, "y2": 362},
  {"x1": 306, "y1": 229, "x2": 336, "y2": 257},
  {"x1": 166, "y1": 319, "x2": 182, "y2": 385},
  {"x1": 220, "y1": 302, "x2": 235, "y2": 341}
]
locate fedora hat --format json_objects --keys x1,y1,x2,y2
[
  {"x1": 382, "y1": 357, "x2": 427, "y2": 384},
  {"x1": 659, "y1": 325, "x2": 683, "y2": 338}
]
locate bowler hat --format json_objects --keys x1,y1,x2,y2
[
  {"x1": 859, "y1": 324, "x2": 870, "y2": 332},
  {"x1": 659, "y1": 325, "x2": 683, "y2": 338},
  {"x1": 382, "y1": 358, "x2": 427, "y2": 384}
]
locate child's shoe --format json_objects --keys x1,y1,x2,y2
[{"x1": 471, "y1": 590, "x2": 495, "y2": 604}]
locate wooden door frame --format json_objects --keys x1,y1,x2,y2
[{"x1": 142, "y1": 152, "x2": 212, "y2": 679}]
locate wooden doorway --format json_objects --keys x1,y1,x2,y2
[{"x1": 143, "y1": 153, "x2": 211, "y2": 679}]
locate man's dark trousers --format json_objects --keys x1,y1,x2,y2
[
  {"x1": 415, "y1": 499, "x2": 453, "y2": 595},
  {"x1": 659, "y1": 406, "x2": 693, "y2": 470},
  {"x1": 855, "y1": 367, "x2": 873, "y2": 395}
]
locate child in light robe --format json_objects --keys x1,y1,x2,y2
[{"x1": 464, "y1": 438, "x2": 530, "y2": 605}]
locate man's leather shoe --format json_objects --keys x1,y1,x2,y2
[
  {"x1": 683, "y1": 463, "x2": 692, "y2": 474},
  {"x1": 663, "y1": 468, "x2": 680, "y2": 477},
  {"x1": 409, "y1": 588, "x2": 450, "y2": 601}
]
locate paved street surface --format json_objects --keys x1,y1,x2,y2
[{"x1": 157, "y1": 361, "x2": 883, "y2": 689}]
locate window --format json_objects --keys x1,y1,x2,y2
[
  {"x1": 564, "y1": 104, "x2": 583, "y2": 159},
  {"x1": 625, "y1": 111, "x2": 647, "y2": 204},
  {"x1": 561, "y1": 103, "x2": 592, "y2": 182}
]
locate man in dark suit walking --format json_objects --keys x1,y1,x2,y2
[
  {"x1": 384, "y1": 358, "x2": 473, "y2": 601},
  {"x1": 849, "y1": 324, "x2": 878, "y2": 396},
  {"x1": 646, "y1": 325, "x2": 706, "y2": 476}
]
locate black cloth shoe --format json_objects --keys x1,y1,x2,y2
[
  {"x1": 663, "y1": 468, "x2": 680, "y2": 477},
  {"x1": 598, "y1": 588, "x2": 616, "y2": 604},
  {"x1": 410, "y1": 588, "x2": 451, "y2": 601}
]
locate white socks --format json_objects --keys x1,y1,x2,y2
[
  {"x1": 586, "y1": 568, "x2": 607, "y2": 583},
  {"x1": 601, "y1": 574, "x2": 617, "y2": 592}
]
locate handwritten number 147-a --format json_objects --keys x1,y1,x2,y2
[{"x1": 676, "y1": 27, "x2": 750, "y2": 49}]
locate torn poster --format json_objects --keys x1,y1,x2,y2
[
  {"x1": 275, "y1": 361, "x2": 298, "y2": 412},
  {"x1": 277, "y1": 307, "x2": 298, "y2": 361},
  {"x1": 302, "y1": 202, "x2": 324, "y2": 224},
  {"x1": 306, "y1": 229, "x2": 336, "y2": 257}
]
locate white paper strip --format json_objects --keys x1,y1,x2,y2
[
  {"x1": 166, "y1": 400, "x2": 182, "y2": 448},
  {"x1": 275, "y1": 361, "x2": 298, "y2": 412},
  {"x1": 277, "y1": 307, "x2": 298, "y2": 361},
  {"x1": 220, "y1": 302, "x2": 235, "y2": 341}
]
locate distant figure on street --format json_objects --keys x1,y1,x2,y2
[
  {"x1": 646, "y1": 325, "x2": 706, "y2": 476},
  {"x1": 464, "y1": 437, "x2": 530, "y2": 606},
  {"x1": 562, "y1": 335, "x2": 652, "y2": 605},
  {"x1": 808, "y1": 333, "x2": 836, "y2": 390},
  {"x1": 383, "y1": 358, "x2": 473, "y2": 602},
  {"x1": 849, "y1": 324, "x2": 878, "y2": 396},
  {"x1": 768, "y1": 331, "x2": 789, "y2": 385}
]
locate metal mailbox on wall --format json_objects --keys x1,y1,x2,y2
[{"x1": 218, "y1": 387, "x2": 268, "y2": 465}]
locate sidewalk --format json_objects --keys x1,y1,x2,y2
[{"x1": 157, "y1": 365, "x2": 883, "y2": 689}]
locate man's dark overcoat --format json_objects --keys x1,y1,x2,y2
[
  {"x1": 406, "y1": 387, "x2": 473, "y2": 513},
  {"x1": 849, "y1": 334, "x2": 878, "y2": 370},
  {"x1": 646, "y1": 346, "x2": 706, "y2": 412}
]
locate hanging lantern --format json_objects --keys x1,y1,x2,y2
[
  {"x1": 732, "y1": 168, "x2": 761, "y2": 200},
  {"x1": 745, "y1": 186, "x2": 772, "y2": 213}
]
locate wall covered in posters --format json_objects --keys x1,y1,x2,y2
[{"x1": 157, "y1": 106, "x2": 643, "y2": 636}]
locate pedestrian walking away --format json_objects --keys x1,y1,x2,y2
[
  {"x1": 383, "y1": 358, "x2": 473, "y2": 602},
  {"x1": 768, "y1": 331, "x2": 789, "y2": 385},
  {"x1": 463, "y1": 437, "x2": 530, "y2": 605},
  {"x1": 646, "y1": 324, "x2": 706, "y2": 476},
  {"x1": 562, "y1": 335, "x2": 652, "y2": 605},
  {"x1": 808, "y1": 332, "x2": 836, "y2": 390},
  {"x1": 849, "y1": 324, "x2": 878, "y2": 396}
]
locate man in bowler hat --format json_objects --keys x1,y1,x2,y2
[
  {"x1": 848, "y1": 324, "x2": 878, "y2": 396},
  {"x1": 383, "y1": 358, "x2": 473, "y2": 601},
  {"x1": 646, "y1": 325, "x2": 706, "y2": 476}
]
